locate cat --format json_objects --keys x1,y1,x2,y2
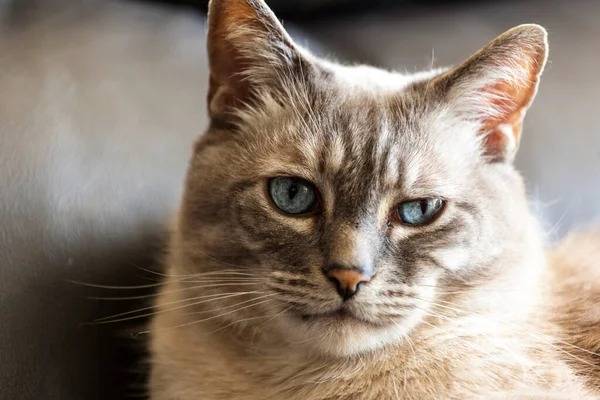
[{"x1": 149, "y1": 0, "x2": 600, "y2": 398}]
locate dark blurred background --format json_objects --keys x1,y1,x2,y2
[
  {"x1": 140, "y1": 0, "x2": 495, "y2": 20},
  {"x1": 1, "y1": 0, "x2": 598, "y2": 399}
]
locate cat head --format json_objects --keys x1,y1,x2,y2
[{"x1": 175, "y1": 0, "x2": 548, "y2": 357}]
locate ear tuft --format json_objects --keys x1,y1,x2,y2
[{"x1": 435, "y1": 24, "x2": 548, "y2": 162}]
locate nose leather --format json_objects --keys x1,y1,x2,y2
[{"x1": 325, "y1": 267, "x2": 372, "y2": 301}]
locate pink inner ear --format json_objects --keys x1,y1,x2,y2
[{"x1": 479, "y1": 57, "x2": 540, "y2": 159}]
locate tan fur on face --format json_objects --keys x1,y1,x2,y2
[{"x1": 149, "y1": 1, "x2": 600, "y2": 398}]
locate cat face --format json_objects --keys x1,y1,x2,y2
[{"x1": 176, "y1": 0, "x2": 547, "y2": 356}]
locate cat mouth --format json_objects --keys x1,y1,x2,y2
[{"x1": 297, "y1": 307, "x2": 382, "y2": 327}]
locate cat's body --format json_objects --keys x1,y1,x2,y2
[{"x1": 149, "y1": 0, "x2": 600, "y2": 398}]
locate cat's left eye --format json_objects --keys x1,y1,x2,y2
[
  {"x1": 396, "y1": 198, "x2": 445, "y2": 226},
  {"x1": 268, "y1": 177, "x2": 317, "y2": 215}
]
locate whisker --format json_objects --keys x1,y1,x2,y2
[
  {"x1": 95, "y1": 291, "x2": 263, "y2": 322},
  {"x1": 193, "y1": 250, "x2": 257, "y2": 270},
  {"x1": 128, "y1": 264, "x2": 260, "y2": 279},
  {"x1": 68, "y1": 280, "x2": 165, "y2": 290},
  {"x1": 87, "y1": 294, "x2": 164, "y2": 301},
  {"x1": 94, "y1": 292, "x2": 266, "y2": 325},
  {"x1": 260, "y1": 305, "x2": 292, "y2": 326},
  {"x1": 265, "y1": 284, "x2": 329, "y2": 301},
  {"x1": 87, "y1": 281, "x2": 263, "y2": 301},
  {"x1": 136, "y1": 298, "x2": 275, "y2": 335},
  {"x1": 413, "y1": 283, "x2": 531, "y2": 294},
  {"x1": 184, "y1": 278, "x2": 263, "y2": 283},
  {"x1": 180, "y1": 271, "x2": 261, "y2": 280},
  {"x1": 208, "y1": 306, "x2": 291, "y2": 335},
  {"x1": 208, "y1": 314, "x2": 273, "y2": 334},
  {"x1": 411, "y1": 304, "x2": 451, "y2": 322},
  {"x1": 415, "y1": 318, "x2": 441, "y2": 332},
  {"x1": 129, "y1": 263, "x2": 170, "y2": 278},
  {"x1": 185, "y1": 293, "x2": 277, "y2": 316}
]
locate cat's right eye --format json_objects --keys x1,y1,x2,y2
[
  {"x1": 395, "y1": 198, "x2": 445, "y2": 226},
  {"x1": 268, "y1": 177, "x2": 317, "y2": 215}
]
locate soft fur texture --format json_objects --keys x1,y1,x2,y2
[{"x1": 149, "y1": 0, "x2": 600, "y2": 398}]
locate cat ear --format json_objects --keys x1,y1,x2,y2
[
  {"x1": 434, "y1": 24, "x2": 548, "y2": 162},
  {"x1": 206, "y1": 0, "x2": 305, "y2": 120}
]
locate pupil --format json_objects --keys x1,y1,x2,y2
[
  {"x1": 289, "y1": 184, "x2": 298, "y2": 200},
  {"x1": 420, "y1": 200, "x2": 428, "y2": 214}
]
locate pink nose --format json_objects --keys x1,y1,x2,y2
[{"x1": 325, "y1": 268, "x2": 371, "y2": 301}]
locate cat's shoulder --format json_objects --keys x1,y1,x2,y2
[
  {"x1": 549, "y1": 229, "x2": 600, "y2": 285},
  {"x1": 548, "y1": 228, "x2": 600, "y2": 389}
]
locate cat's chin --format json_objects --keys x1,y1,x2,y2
[{"x1": 276, "y1": 309, "x2": 420, "y2": 358}]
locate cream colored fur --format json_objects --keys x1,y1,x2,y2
[{"x1": 149, "y1": 1, "x2": 600, "y2": 398}]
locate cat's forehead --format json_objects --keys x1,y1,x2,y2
[
  {"x1": 241, "y1": 67, "x2": 478, "y2": 202},
  {"x1": 321, "y1": 62, "x2": 446, "y2": 94}
]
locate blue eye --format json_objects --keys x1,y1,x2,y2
[
  {"x1": 397, "y1": 199, "x2": 445, "y2": 226},
  {"x1": 268, "y1": 177, "x2": 317, "y2": 215}
]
